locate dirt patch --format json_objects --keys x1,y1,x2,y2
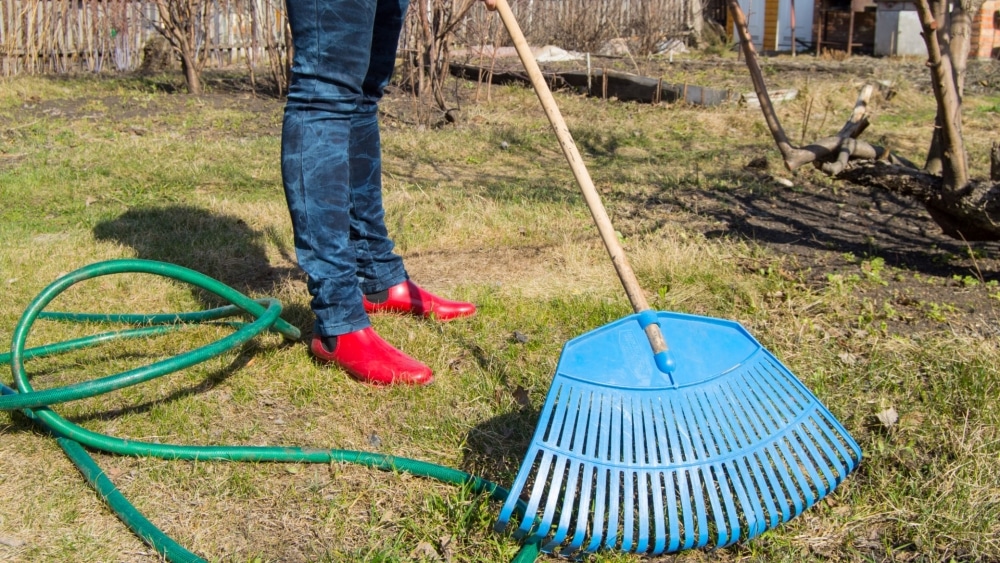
[
  {"x1": 457, "y1": 52, "x2": 1000, "y2": 96},
  {"x1": 616, "y1": 162, "x2": 1000, "y2": 338}
]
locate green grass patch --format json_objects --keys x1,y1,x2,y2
[{"x1": 1, "y1": 67, "x2": 998, "y2": 563}]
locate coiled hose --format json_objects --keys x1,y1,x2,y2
[{"x1": 0, "y1": 259, "x2": 541, "y2": 563}]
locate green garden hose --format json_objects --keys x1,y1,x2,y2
[{"x1": 0, "y1": 259, "x2": 541, "y2": 563}]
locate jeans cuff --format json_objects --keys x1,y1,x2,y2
[{"x1": 359, "y1": 268, "x2": 408, "y2": 296}]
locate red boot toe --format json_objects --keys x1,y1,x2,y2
[
  {"x1": 310, "y1": 328, "x2": 433, "y2": 386},
  {"x1": 363, "y1": 280, "x2": 476, "y2": 321}
]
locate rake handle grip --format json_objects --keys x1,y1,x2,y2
[{"x1": 494, "y1": 0, "x2": 671, "y2": 363}]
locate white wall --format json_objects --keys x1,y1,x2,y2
[
  {"x1": 778, "y1": 0, "x2": 815, "y2": 51},
  {"x1": 736, "y1": 0, "x2": 767, "y2": 48}
]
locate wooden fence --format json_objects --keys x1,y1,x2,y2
[
  {"x1": 0, "y1": 0, "x2": 287, "y2": 75},
  {"x1": 1, "y1": 0, "x2": 698, "y2": 77}
]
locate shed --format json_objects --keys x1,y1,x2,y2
[
  {"x1": 970, "y1": 0, "x2": 1000, "y2": 58},
  {"x1": 731, "y1": 0, "x2": 816, "y2": 52},
  {"x1": 813, "y1": 0, "x2": 877, "y2": 55},
  {"x1": 872, "y1": 0, "x2": 1000, "y2": 58},
  {"x1": 874, "y1": 1, "x2": 925, "y2": 56}
]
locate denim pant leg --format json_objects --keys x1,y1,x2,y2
[
  {"x1": 350, "y1": 112, "x2": 407, "y2": 296},
  {"x1": 352, "y1": 0, "x2": 410, "y2": 295},
  {"x1": 282, "y1": 0, "x2": 408, "y2": 338}
]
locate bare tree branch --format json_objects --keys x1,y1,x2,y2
[
  {"x1": 152, "y1": 0, "x2": 211, "y2": 94},
  {"x1": 913, "y1": 0, "x2": 969, "y2": 190},
  {"x1": 726, "y1": 0, "x2": 1000, "y2": 240}
]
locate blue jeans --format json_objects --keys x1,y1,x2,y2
[{"x1": 281, "y1": 0, "x2": 410, "y2": 337}]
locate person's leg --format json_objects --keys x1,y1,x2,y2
[
  {"x1": 350, "y1": 0, "x2": 408, "y2": 296},
  {"x1": 281, "y1": 0, "x2": 430, "y2": 384},
  {"x1": 349, "y1": 0, "x2": 476, "y2": 321},
  {"x1": 282, "y1": 0, "x2": 375, "y2": 338}
]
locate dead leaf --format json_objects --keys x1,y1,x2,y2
[
  {"x1": 876, "y1": 407, "x2": 899, "y2": 430},
  {"x1": 511, "y1": 386, "x2": 531, "y2": 409},
  {"x1": 408, "y1": 541, "x2": 441, "y2": 561},
  {"x1": 838, "y1": 352, "x2": 857, "y2": 366},
  {"x1": 439, "y1": 535, "x2": 454, "y2": 562},
  {"x1": 0, "y1": 535, "x2": 25, "y2": 548}
]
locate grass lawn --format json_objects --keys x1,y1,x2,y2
[{"x1": 1, "y1": 56, "x2": 999, "y2": 562}]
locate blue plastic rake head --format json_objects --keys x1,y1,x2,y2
[{"x1": 495, "y1": 311, "x2": 862, "y2": 557}]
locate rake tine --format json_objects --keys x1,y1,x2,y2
[
  {"x1": 677, "y1": 395, "x2": 711, "y2": 548},
  {"x1": 815, "y1": 408, "x2": 863, "y2": 468},
  {"x1": 566, "y1": 462, "x2": 594, "y2": 553},
  {"x1": 545, "y1": 389, "x2": 592, "y2": 551},
  {"x1": 536, "y1": 391, "x2": 583, "y2": 542},
  {"x1": 718, "y1": 382, "x2": 782, "y2": 532},
  {"x1": 701, "y1": 391, "x2": 757, "y2": 544},
  {"x1": 738, "y1": 370, "x2": 815, "y2": 479},
  {"x1": 725, "y1": 374, "x2": 797, "y2": 523},
  {"x1": 645, "y1": 400, "x2": 668, "y2": 554},
  {"x1": 623, "y1": 396, "x2": 643, "y2": 552},
  {"x1": 536, "y1": 456, "x2": 567, "y2": 541},
  {"x1": 654, "y1": 398, "x2": 681, "y2": 553},
  {"x1": 687, "y1": 392, "x2": 733, "y2": 547},
  {"x1": 524, "y1": 384, "x2": 578, "y2": 538},
  {"x1": 795, "y1": 426, "x2": 836, "y2": 495},
  {"x1": 585, "y1": 394, "x2": 614, "y2": 553},
  {"x1": 552, "y1": 391, "x2": 598, "y2": 552},
  {"x1": 671, "y1": 398, "x2": 699, "y2": 551},
  {"x1": 802, "y1": 418, "x2": 845, "y2": 474},
  {"x1": 567, "y1": 391, "x2": 605, "y2": 552},
  {"x1": 517, "y1": 450, "x2": 555, "y2": 539},
  {"x1": 712, "y1": 383, "x2": 772, "y2": 532},
  {"x1": 544, "y1": 459, "x2": 578, "y2": 551},
  {"x1": 605, "y1": 396, "x2": 625, "y2": 550}
]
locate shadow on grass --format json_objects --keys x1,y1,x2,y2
[
  {"x1": 431, "y1": 329, "x2": 537, "y2": 486},
  {"x1": 93, "y1": 204, "x2": 311, "y2": 330},
  {"x1": 460, "y1": 408, "x2": 538, "y2": 492},
  {"x1": 631, "y1": 168, "x2": 1000, "y2": 279},
  {"x1": 39, "y1": 70, "x2": 286, "y2": 98},
  {"x1": 66, "y1": 342, "x2": 265, "y2": 425}
]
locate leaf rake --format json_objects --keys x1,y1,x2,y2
[{"x1": 490, "y1": 0, "x2": 862, "y2": 556}]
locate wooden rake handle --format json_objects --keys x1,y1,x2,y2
[{"x1": 494, "y1": 0, "x2": 674, "y2": 373}]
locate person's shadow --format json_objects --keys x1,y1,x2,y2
[{"x1": 93, "y1": 205, "x2": 311, "y2": 330}]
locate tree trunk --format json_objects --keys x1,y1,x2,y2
[
  {"x1": 915, "y1": 0, "x2": 969, "y2": 190},
  {"x1": 154, "y1": 0, "x2": 210, "y2": 95},
  {"x1": 181, "y1": 54, "x2": 202, "y2": 95},
  {"x1": 923, "y1": 0, "x2": 948, "y2": 175},
  {"x1": 726, "y1": 0, "x2": 1000, "y2": 241}
]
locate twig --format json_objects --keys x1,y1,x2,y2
[
  {"x1": 608, "y1": 19, "x2": 641, "y2": 75},
  {"x1": 957, "y1": 231, "x2": 985, "y2": 283},
  {"x1": 800, "y1": 95, "x2": 814, "y2": 145},
  {"x1": 7, "y1": 120, "x2": 40, "y2": 131}
]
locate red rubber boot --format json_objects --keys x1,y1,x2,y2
[
  {"x1": 363, "y1": 280, "x2": 476, "y2": 321},
  {"x1": 310, "y1": 327, "x2": 433, "y2": 386}
]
